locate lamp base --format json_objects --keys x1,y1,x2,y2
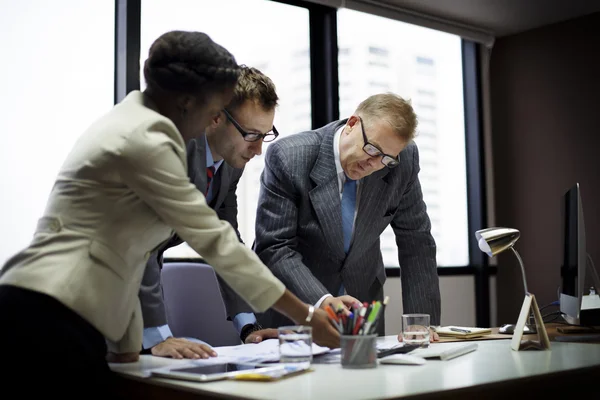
[
  {"x1": 511, "y1": 293, "x2": 551, "y2": 351},
  {"x1": 499, "y1": 324, "x2": 537, "y2": 335}
]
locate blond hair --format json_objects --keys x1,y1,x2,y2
[
  {"x1": 227, "y1": 65, "x2": 278, "y2": 112},
  {"x1": 355, "y1": 92, "x2": 418, "y2": 141}
]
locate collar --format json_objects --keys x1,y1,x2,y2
[
  {"x1": 205, "y1": 135, "x2": 224, "y2": 172},
  {"x1": 333, "y1": 125, "x2": 345, "y2": 181}
]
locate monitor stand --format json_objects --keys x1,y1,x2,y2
[{"x1": 561, "y1": 256, "x2": 600, "y2": 326}]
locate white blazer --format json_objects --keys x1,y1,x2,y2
[{"x1": 0, "y1": 91, "x2": 285, "y2": 353}]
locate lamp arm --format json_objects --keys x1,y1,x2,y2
[
  {"x1": 510, "y1": 247, "x2": 529, "y2": 295},
  {"x1": 587, "y1": 253, "x2": 600, "y2": 292}
]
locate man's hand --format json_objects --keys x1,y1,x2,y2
[
  {"x1": 244, "y1": 328, "x2": 278, "y2": 344},
  {"x1": 397, "y1": 328, "x2": 439, "y2": 342},
  {"x1": 320, "y1": 295, "x2": 360, "y2": 316},
  {"x1": 150, "y1": 337, "x2": 218, "y2": 359},
  {"x1": 106, "y1": 352, "x2": 139, "y2": 363}
]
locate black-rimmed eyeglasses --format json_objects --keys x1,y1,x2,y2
[
  {"x1": 223, "y1": 109, "x2": 279, "y2": 143},
  {"x1": 359, "y1": 116, "x2": 400, "y2": 168}
]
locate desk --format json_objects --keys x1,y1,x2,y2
[
  {"x1": 111, "y1": 337, "x2": 600, "y2": 399},
  {"x1": 438, "y1": 322, "x2": 600, "y2": 343}
]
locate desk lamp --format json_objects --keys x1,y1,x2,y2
[{"x1": 475, "y1": 228, "x2": 536, "y2": 335}]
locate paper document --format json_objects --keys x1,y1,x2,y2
[
  {"x1": 195, "y1": 339, "x2": 330, "y2": 365},
  {"x1": 376, "y1": 336, "x2": 404, "y2": 350}
]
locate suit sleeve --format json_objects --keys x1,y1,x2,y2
[
  {"x1": 390, "y1": 145, "x2": 441, "y2": 325},
  {"x1": 215, "y1": 167, "x2": 255, "y2": 318},
  {"x1": 254, "y1": 144, "x2": 330, "y2": 305},
  {"x1": 216, "y1": 167, "x2": 244, "y2": 243},
  {"x1": 137, "y1": 231, "x2": 184, "y2": 330},
  {"x1": 138, "y1": 250, "x2": 168, "y2": 328},
  {"x1": 120, "y1": 132, "x2": 285, "y2": 315}
]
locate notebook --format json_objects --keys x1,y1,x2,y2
[{"x1": 435, "y1": 326, "x2": 492, "y2": 339}]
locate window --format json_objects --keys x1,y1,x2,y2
[
  {"x1": 0, "y1": 0, "x2": 114, "y2": 266},
  {"x1": 140, "y1": 0, "x2": 311, "y2": 258},
  {"x1": 337, "y1": 9, "x2": 469, "y2": 267}
]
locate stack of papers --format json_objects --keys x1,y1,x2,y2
[{"x1": 202, "y1": 339, "x2": 330, "y2": 365}]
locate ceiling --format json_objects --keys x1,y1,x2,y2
[{"x1": 370, "y1": 0, "x2": 600, "y2": 36}]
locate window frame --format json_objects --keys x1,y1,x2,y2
[{"x1": 114, "y1": 0, "x2": 494, "y2": 326}]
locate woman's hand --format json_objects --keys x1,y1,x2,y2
[
  {"x1": 308, "y1": 307, "x2": 341, "y2": 348},
  {"x1": 272, "y1": 289, "x2": 341, "y2": 349}
]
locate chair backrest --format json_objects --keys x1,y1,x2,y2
[{"x1": 161, "y1": 262, "x2": 241, "y2": 347}]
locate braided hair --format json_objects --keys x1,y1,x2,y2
[{"x1": 144, "y1": 31, "x2": 241, "y2": 95}]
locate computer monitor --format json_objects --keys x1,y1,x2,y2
[
  {"x1": 559, "y1": 183, "x2": 587, "y2": 325},
  {"x1": 559, "y1": 182, "x2": 600, "y2": 326}
]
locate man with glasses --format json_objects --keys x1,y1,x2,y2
[
  {"x1": 254, "y1": 93, "x2": 441, "y2": 335},
  {"x1": 138, "y1": 66, "x2": 281, "y2": 359}
]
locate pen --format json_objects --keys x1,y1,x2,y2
[
  {"x1": 370, "y1": 296, "x2": 389, "y2": 334},
  {"x1": 361, "y1": 301, "x2": 381, "y2": 335},
  {"x1": 450, "y1": 327, "x2": 471, "y2": 333},
  {"x1": 352, "y1": 305, "x2": 367, "y2": 335},
  {"x1": 325, "y1": 305, "x2": 343, "y2": 333}
]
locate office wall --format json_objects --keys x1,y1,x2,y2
[
  {"x1": 384, "y1": 275, "x2": 497, "y2": 334},
  {"x1": 489, "y1": 12, "x2": 600, "y2": 324}
]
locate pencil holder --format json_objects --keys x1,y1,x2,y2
[{"x1": 340, "y1": 334, "x2": 377, "y2": 369}]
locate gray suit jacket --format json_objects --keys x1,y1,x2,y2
[
  {"x1": 139, "y1": 136, "x2": 252, "y2": 328},
  {"x1": 254, "y1": 119, "x2": 441, "y2": 328}
]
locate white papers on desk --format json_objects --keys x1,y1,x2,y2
[
  {"x1": 411, "y1": 342, "x2": 478, "y2": 361},
  {"x1": 192, "y1": 339, "x2": 330, "y2": 365},
  {"x1": 376, "y1": 336, "x2": 403, "y2": 350}
]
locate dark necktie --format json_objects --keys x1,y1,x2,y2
[
  {"x1": 341, "y1": 177, "x2": 357, "y2": 253},
  {"x1": 206, "y1": 165, "x2": 215, "y2": 195}
]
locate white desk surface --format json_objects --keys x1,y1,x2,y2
[{"x1": 110, "y1": 336, "x2": 600, "y2": 400}]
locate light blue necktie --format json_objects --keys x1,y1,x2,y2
[
  {"x1": 339, "y1": 177, "x2": 356, "y2": 297},
  {"x1": 341, "y1": 177, "x2": 357, "y2": 254}
]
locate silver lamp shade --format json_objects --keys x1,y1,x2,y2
[
  {"x1": 474, "y1": 227, "x2": 535, "y2": 335},
  {"x1": 475, "y1": 227, "x2": 520, "y2": 257}
]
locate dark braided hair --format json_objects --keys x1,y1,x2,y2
[{"x1": 144, "y1": 31, "x2": 241, "y2": 95}]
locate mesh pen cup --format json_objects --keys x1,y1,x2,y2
[{"x1": 340, "y1": 334, "x2": 377, "y2": 369}]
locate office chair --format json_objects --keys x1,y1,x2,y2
[{"x1": 161, "y1": 261, "x2": 242, "y2": 347}]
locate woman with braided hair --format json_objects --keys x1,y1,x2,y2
[{"x1": 0, "y1": 31, "x2": 339, "y2": 396}]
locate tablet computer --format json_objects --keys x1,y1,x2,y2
[{"x1": 151, "y1": 362, "x2": 286, "y2": 382}]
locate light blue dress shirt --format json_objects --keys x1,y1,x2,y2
[{"x1": 233, "y1": 313, "x2": 257, "y2": 333}]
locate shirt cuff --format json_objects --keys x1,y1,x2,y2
[
  {"x1": 142, "y1": 324, "x2": 173, "y2": 349},
  {"x1": 315, "y1": 294, "x2": 333, "y2": 309},
  {"x1": 233, "y1": 313, "x2": 257, "y2": 334}
]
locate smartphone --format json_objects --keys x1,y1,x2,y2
[
  {"x1": 151, "y1": 362, "x2": 284, "y2": 382},
  {"x1": 377, "y1": 343, "x2": 420, "y2": 358}
]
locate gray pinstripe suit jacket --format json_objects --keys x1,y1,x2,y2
[
  {"x1": 138, "y1": 136, "x2": 250, "y2": 328},
  {"x1": 254, "y1": 119, "x2": 441, "y2": 329}
]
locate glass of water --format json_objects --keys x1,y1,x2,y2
[
  {"x1": 402, "y1": 314, "x2": 430, "y2": 347},
  {"x1": 278, "y1": 325, "x2": 313, "y2": 366}
]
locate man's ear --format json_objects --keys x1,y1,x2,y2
[
  {"x1": 345, "y1": 115, "x2": 359, "y2": 133},
  {"x1": 210, "y1": 111, "x2": 224, "y2": 128}
]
